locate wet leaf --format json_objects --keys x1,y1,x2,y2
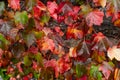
[{"x1": 14, "y1": 11, "x2": 28, "y2": 24}]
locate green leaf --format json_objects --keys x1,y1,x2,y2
[
  {"x1": 0, "y1": 68, "x2": 10, "y2": 80},
  {"x1": 14, "y1": 11, "x2": 28, "y2": 24},
  {"x1": 26, "y1": 32, "x2": 36, "y2": 47},
  {"x1": 24, "y1": 55, "x2": 32, "y2": 66},
  {"x1": 0, "y1": 33, "x2": 10, "y2": 49},
  {"x1": 90, "y1": 65, "x2": 102, "y2": 80},
  {"x1": 76, "y1": 64, "x2": 86, "y2": 78},
  {"x1": 41, "y1": 14, "x2": 50, "y2": 23},
  {"x1": 0, "y1": 2, "x2": 5, "y2": 16},
  {"x1": 26, "y1": 0, "x2": 37, "y2": 11},
  {"x1": 34, "y1": 31, "x2": 45, "y2": 39},
  {"x1": 97, "y1": 72, "x2": 102, "y2": 80},
  {"x1": 34, "y1": 53, "x2": 43, "y2": 67}
]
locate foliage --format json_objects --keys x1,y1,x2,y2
[{"x1": 0, "y1": 0, "x2": 120, "y2": 79}]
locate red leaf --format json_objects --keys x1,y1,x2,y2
[
  {"x1": 44, "y1": 59, "x2": 59, "y2": 78},
  {"x1": 99, "y1": 61, "x2": 114, "y2": 79},
  {"x1": 58, "y1": 56, "x2": 71, "y2": 73},
  {"x1": 77, "y1": 75, "x2": 87, "y2": 80},
  {"x1": 23, "y1": 76, "x2": 29, "y2": 80},
  {"x1": 41, "y1": 37, "x2": 55, "y2": 52},
  {"x1": 66, "y1": 26, "x2": 83, "y2": 39},
  {"x1": 92, "y1": 32, "x2": 111, "y2": 52},
  {"x1": 8, "y1": 0, "x2": 20, "y2": 10},
  {"x1": 86, "y1": 10, "x2": 104, "y2": 26},
  {"x1": 33, "y1": 6, "x2": 41, "y2": 18},
  {"x1": 37, "y1": 1, "x2": 46, "y2": 11},
  {"x1": 47, "y1": 1, "x2": 58, "y2": 20},
  {"x1": 0, "y1": 48, "x2": 3, "y2": 59},
  {"x1": 28, "y1": 46, "x2": 38, "y2": 54}
]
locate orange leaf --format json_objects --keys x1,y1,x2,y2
[{"x1": 8, "y1": 0, "x2": 20, "y2": 10}]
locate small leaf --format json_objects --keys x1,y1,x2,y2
[
  {"x1": 107, "y1": 46, "x2": 120, "y2": 61},
  {"x1": 8, "y1": 0, "x2": 20, "y2": 10},
  {"x1": 76, "y1": 64, "x2": 86, "y2": 78},
  {"x1": 0, "y1": 33, "x2": 10, "y2": 49},
  {"x1": 0, "y1": 22, "x2": 12, "y2": 36},
  {"x1": 99, "y1": 0, "x2": 107, "y2": 8},
  {"x1": 34, "y1": 53, "x2": 43, "y2": 67},
  {"x1": 34, "y1": 31, "x2": 45, "y2": 39},
  {"x1": 14, "y1": 11, "x2": 28, "y2": 24},
  {"x1": 41, "y1": 14, "x2": 50, "y2": 23},
  {"x1": 0, "y1": 2, "x2": 5, "y2": 16},
  {"x1": 26, "y1": 0, "x2": 37, "y2": 11},
  {"x1": 24, "y1": 55, "x2": 32, "y2": 66},
  {"x1": 90, "y1": 65, "x2": 102, "y2": 80}
]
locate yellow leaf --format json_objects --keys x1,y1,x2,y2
[{"x1": 99, "y1": 0, "x2": 107, "y2": 8}]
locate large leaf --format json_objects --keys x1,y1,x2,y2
[
  {"x1": 0, "y1": 2, "x2": 5, "y2": 16},
  {"x1": 14, "y1": 11, "x2": 28, "y2": 24}
]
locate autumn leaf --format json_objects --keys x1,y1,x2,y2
[
  {"x1": 44, "y1": 59, "x2": 59, "y2": 78},
  {"x1": 86, "y1": 10, "x2": 104, "y2": 26},
  {"x1": 99, "y1": 61, "x2": 114, "y2": 79},
  {"x1": 8, "y1": 0, "x2": 20, "y2": 10},
  {"x1": 69, "y1": 47, "x2": 77, "y2": 57},
  {"x1": 41, "y1": 37, "x2": 55, "y2": 52},
  {"x1": 114, "y1": 19, "x2": 120, "y2": 27},
  {"x1": 92, "y1": 32, "x2": 111, "y2": 52},
  {"x1": 99, "y1": 0, "x2": 107, "y2": 8},
  {"x1": 47, "y1": 1, "x2": 58, "y2": 20},
  {"x1": 107, "y1": 46, "x2": 120, "y2": 61},
  {"x1": 66, "y1": 26, "x2": 83, "y2": 39},
  {"x1": 0, "y1": 48, "x2": 3, "y2": 59}
]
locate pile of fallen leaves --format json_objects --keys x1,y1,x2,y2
[{"x1": 0, "y1": 0, "x2": 120, "y2": 80}]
